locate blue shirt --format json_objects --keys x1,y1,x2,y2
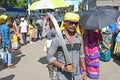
[
  {"x1": 36, "y1": 19, "x2": 43, "y2": 27},
  {"x1": 115, "y1": 26, "x2": 120, "y2": 42},
  {"x1": 109, "y1": 23, "x2": 116, "y2": 33},
  {"x1": 0, "y1": 24, "x2": 11, "y2": 48},
  {"x1": 116, "y1": 32, "x2": 120, "y2": 42},
  {"x1": 109, "y1": 23, "x2": 117, "y2": 38}
]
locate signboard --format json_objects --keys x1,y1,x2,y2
[
  {"x1": 64, "y1": 0, "x2": 82, "y2": 5},
  {"x1": 74, "y1": 4, "x2": 79, "y2": 11},
  {"x1": 64, "y1": 0, "x2": 82, "y2": 11}
]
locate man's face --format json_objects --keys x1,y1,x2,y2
[
  {"x1": 65, "y1": 21, "x2": 78, "y2": 33},
  {"x1": 7, "y1": 21, "x2": 13, "y2": 27}
]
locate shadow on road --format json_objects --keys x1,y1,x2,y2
[
  {"x1": 0, "y1": 50, "x2": 25, "y2": 71},
  {"x1": 112, "y1": 55, "x2": 120, "y2": 66},
  {"x1": 113, "y1": 59, "x2": 120, "y2": 66},
  {"x1": 0, "y1": 74, "x2": 15, "y2": 80},
  {"x1": 12, "y1": 50, "x2": 26, "y2": 66},
  {"x1": 38, "y1": 56, "x2": 48, "y2": 64}
]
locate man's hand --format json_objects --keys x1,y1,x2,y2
[
  {"x1": 7, "y1": 44, "x2": 11, "y2": 53},
  {"x1": 64, "y1": 64, "x2": 74, "y2": 73}
]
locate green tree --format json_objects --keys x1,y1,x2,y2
[
  {"x1": 13, "y1": 0, "x2": 39, "y2": 9},
  {"x1": 13, "y1": 0, "x2": 28, "y2": 9},
  {"x1": 0, "y1": 0, "x2": 40, "y2": 9}
]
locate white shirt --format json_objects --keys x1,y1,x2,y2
[{"x1": 19, "y1": 20, "x2": 28, "y2": 33}]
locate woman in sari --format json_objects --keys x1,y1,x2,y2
[
  {"x1": 83, "y1": 30, "x2": 100, "y2": 79},
  {"x1": 28, "y1": 19, "x2": 35, "y2": 44},
  {"x1": 99, "y1": 26, "x2": 112, "y2": 61}
]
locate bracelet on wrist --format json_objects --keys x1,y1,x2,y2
[{"x1": 82, "y1": 70, "x2": 87, "y2": 72}]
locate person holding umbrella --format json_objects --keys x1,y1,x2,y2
[
  {"x1": 47, "y1": 12, "x2": 87, "y2": 80},
  {"x1": 79, "y1": 5, "x2": 120, "y2": 79},
  {"x1": 83, "y1": 29, "x2": 100, "y2": 79}
]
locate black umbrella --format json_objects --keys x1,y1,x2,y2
[
  {"x1": 0, "y1": 6, "x2": 6, "y2": 14},
  {"x1": 80, "y1": 6, "x2": 120, "y2": 30}
]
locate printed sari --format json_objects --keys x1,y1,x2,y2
[
  {"x1": 99, "y1": 27, "x2": 112, "y2": 61},
  {"x1": 83, "y1": 30, "x2": 100, "y2": 79}
]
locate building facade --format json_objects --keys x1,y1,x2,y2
[{"x1": 88, "y1": 0, "x2": 120, "y2": 10}]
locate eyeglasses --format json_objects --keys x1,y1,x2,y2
[{"x1": 67, "y1": 21, "x2": 79, "y2": 26}]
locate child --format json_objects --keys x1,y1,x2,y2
[{"x1": 11, "y1": 34, "x2": 20, "y2": 50}]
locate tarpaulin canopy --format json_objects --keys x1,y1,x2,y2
[
  {"x1": 0, "y1": 6, "x2": 6, "y2": 14},
  {"x1": 2, "y1": 6, "x2": 26, "y2": 12}
]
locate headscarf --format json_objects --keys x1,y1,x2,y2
[
  {"x1": 60, "y1": 12, "x2": 81, "y2": 34},
  {"x1": 0, "y1": 15, "x2": 8, "y2": 24}
]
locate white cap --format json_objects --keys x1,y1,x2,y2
[{"x1": 21, "y1": 18, "x2": 24, "y2": 21}]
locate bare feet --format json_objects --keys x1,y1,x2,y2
[
  {"x1": 7, "y1": 65, "x2": 16, "y2": 69},
  {"x1": 2, "y1": 64, "x2": 8, "y2": 69}
]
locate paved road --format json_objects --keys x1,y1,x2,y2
[{"x1": 0, "y1": 39, "x2": 120, "y2": 80}]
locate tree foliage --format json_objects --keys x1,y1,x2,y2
[
  {"x1": 13, "y1": 0, "x2": 28, "y2": 9},
  {"x1": 13, "y1": 0, "x2": 40, "y2": 9}
]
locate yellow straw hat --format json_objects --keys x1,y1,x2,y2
[{"x1": 60, "y1": 12, "x2": 81, "y2": 34}]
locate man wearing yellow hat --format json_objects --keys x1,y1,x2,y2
[
  {"x1": 47, "y1": 12, "x2": 87, "y2": 80},
  {"x1": 0, "y1": 15, "x2": 15, "y2": 68}
]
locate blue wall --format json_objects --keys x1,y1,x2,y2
[{"x1": 2, "y1": 6, "x2": 27, "y2": 17}]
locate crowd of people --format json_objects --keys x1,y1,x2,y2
[
  {"x1": 0, "y1": 14, "x2": 56, "y2": 69},
  {"x1": 46, "y1": 12, "x2": 120, "y2": 80},
  {"x1": 0, "y1": 12, "x2": 120, "y2": 80}
]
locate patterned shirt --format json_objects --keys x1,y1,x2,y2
[{"x1": 0, "y1": 24, "x2": 11, "y2": 48}]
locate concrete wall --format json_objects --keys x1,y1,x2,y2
[
  {"x1": 88, "y1": 0, "x2": 120, "y2": 10},
  {"x1": 88, "y1": 0, "x2": 96, "y2": 9},
  {"x1": 97, "y1": 0, "x2": 120, "y2": 10}
]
